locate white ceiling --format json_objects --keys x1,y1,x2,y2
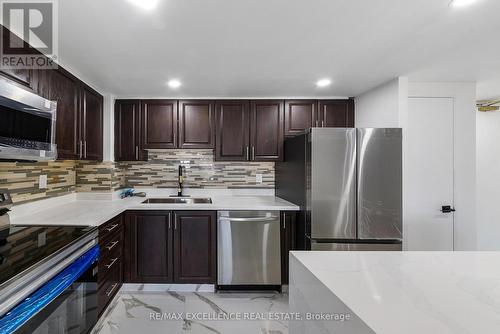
[{"x1": 58, "y1": 0, "x2": 500, "y2": 99}]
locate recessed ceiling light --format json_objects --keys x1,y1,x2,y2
[
  {"x1": 450, "y1": 0, "x2": 479, "y2": 8},
  {"x1": 167, "y1": 79, "x2": 181, "y2": 89},
  {"x1": 316, "y1": 79, "x2": 332, "y2": 88},
  {"x1": 127, "y1": 0, "x2": 158, "y2": 11}
]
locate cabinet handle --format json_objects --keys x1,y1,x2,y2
[
  {"x1": 79, "y1": 141, "x2": 83, "y2": 159},
  {"x1": 282, "y1": 212, "x2": 286, "y2": 229},
  {"x1": 106, "y1": 224, "x2": 119, "y2": 232},
  {"x1": 246, "y1": 146, "x2": 250, "y2": 161},
  {"x1": 84, "y1": 141, "x2": 87, "y2": 158},
  {"x1": 105, "y1": 240, "x2": 119, "y2": 251},
  {"x1": 168, "y1": 213, "x2": 172, "y2": 229},
  {"x1": 315, "y1": 120, "x2": 319, "y2": 127},
  {"x1": 321, "y1": 120, "x2": 324, "y2": 127},
  {"x1": 105, "y1": 257, "x2": 118, "y2": 269},
  {"x1": 174, "y1": 220, "x2": 177, "y2": 230},
  {"x1": 251, "y1": 146, "x2": 255, "y2": 160},
  {"x1": 135, "y1": 146, "x2": 139, "y2": 160},
  {"x1": 220, "y1": 216, "x2": 278, "y2": 222},
  {"x1": 106, "y1": 283, "x2": 118, "y2": 297}
]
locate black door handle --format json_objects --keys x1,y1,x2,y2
[{"x1": 441, "y1": 206, "x2": 456, "y2": 213}]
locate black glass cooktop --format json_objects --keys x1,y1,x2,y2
[{"x1": 0, "y1": 225, "x2": 96, "y2": 285}]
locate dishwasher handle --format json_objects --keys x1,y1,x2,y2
[{"x1": 219, "y1": 216, "x2": 278, "y2": 222}]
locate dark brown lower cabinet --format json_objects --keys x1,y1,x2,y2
[
  {"x1": 124, "y1": 211, "x2": 216, "y2": 284},
  {"x1": 280, "y1": 211, "x2": 296, "y2": 285},
  {"x1": 173, "y1": 211, "x2": 216, "y2": 283},
  {"x1": 124, "y1": 211, "x2": 174, "y2": 283},
  {"x1": 97, "y1": 215, "x2": 124, "y2": 315}
]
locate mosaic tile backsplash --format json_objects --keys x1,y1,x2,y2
[
  {"x1": 0, "y1": 161, "x2": 75, "y2": 204},
  {"x1": 75, "y1": 161, "x2": 121, "y2": 192},
  {"x1": 118, "y1": 150, "x2": 274, "y2": 189},
  {"x1": 0, "y1": 149, "x2": 275, "y2": 205}
]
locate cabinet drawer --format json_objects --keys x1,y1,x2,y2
[
  {"x1": 99, "y1": 228, "x2": 123, "y2": 260},
  {"x1": 97, "y1": 259, "x2": 122, "y2": 315},
  {"x1": 99, "y1": 215, "x2": 123, "y2": 241},
  {"x1": 98, "y1": 246, "x2": 122, "y2": 283}
]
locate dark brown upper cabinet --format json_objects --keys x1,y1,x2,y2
[
  {"x1": 0, "y1": 68, "x2": 36, "y2": 91},
  {"x1": 81, "y1": 85, "x2": 103, "y2": 161},
  {"x1": 173, "y1": 211, "x2": 216, "y2": 283},
  {"x1": 47, "y1": 69, "x2": 103, "y2": 161},
  {"x1": 318, "y1": 99, "x2": 355, "y2": 128},
  {"x1": 0, "y1": 26, "x2": 103, "y2": 161},
  {"x1": 284, "y1": 100, "x2": 317, "y2": 136},
  {"x1": 215, "y1": 100, "x2": 251, "y2": 161},
  {"x1": 142, "y1": 100, "x2": 178, "y2": 149},
  {"x1": 178, "y1": 100, "x2": 215, "y2": 149},
  {"x1": 215, "y1": 100, "x2": 284, "y2": 162},
  {"x1": 115, "y1": 100, "x2": 145, "y2": 161},
  {"x1": 284, "y1": 99, "x2": 354, "y2": 135},
  {"x1": 48, "y1": 68, "x2": 80, "y2": 159},
  {"x1": 0, "y1": 27, "x2": 37, "y2": 92},
  {"x1": 250, "y1": 100, "x2": 284, "y2": 161}
]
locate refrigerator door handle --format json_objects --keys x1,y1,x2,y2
[{"x1": 441, "y1": 205, "x2": 456, "y2": 213}]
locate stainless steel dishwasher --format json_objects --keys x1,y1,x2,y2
[{"x1": 217, "y1": 211, "x2": 281, "y2": 288}]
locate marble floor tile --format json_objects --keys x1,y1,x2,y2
[{"x1": 93, "y1": 290, "x2": 290, "y2": 334}]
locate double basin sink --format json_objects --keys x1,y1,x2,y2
[{"x1": 142, "y1": 197, "x2": 212, "y2": 204}]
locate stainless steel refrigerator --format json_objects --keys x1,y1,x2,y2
[{"x1": 276, "y1": 128, "x2": 402, "y2": 251}]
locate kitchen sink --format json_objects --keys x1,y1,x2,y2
[{"x1": 141, "y1": 197, "x2": 212, "y2": 204}]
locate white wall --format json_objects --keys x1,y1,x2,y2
[
  {"x1": 476, "y1": 110, "x2": 500, "y2": 250},
  {"x1": 355, "y1": 77, "x2": 408, "y2": 128},
  {"x1": 102, "y1": 94, "x2": 115, "y2": 162},
  {"x1": 408, "y1": 82, "x2": 477, "y2": 251},
  {"x1": 355, "y1": 79, "x2": 477, "y2": 251}
]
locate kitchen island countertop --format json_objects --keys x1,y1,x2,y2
[{"x1": 289, "y1": 251, "x2": 500, "y2": 334}]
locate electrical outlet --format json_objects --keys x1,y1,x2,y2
[
  {"x1": 256, "y1": 173, "x2": 263, "y2": 184},
  {"x1": 37, "y1": 232, "x2": 46, "y2": 247},
  {"x1": 39, "y1": 175, "x2": 47, "y2": 189}
]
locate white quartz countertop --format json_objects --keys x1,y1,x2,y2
[
  {"x1": 290, "y1": 251, "x2": 500, "y2": 334},
  {"x1": 10, "y1": 191, "x2": 299, "y2": 227}
]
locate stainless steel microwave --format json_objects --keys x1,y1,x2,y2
[{"x1": 0, "y1": 78, "x2": 57, "y2": 161}]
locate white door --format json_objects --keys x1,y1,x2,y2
[{"x1": 406, "y1": 97, "x2": 454, "y2": 250}]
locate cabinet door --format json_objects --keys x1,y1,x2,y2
[
  {"x1": 35, "y1": 68, "x2": 50, "y2": 99},
  {"x1": 250, "y1": 100, "x2": 284, "y2": 161},
  {"x1": 115, "y1": 100, "x2": 144, "y2": 161},
  {"x1": 178, "y1": 100, "x2": 215, "y2": 149},
  {"x1": 0, "y1": 28, "x2": 37, "y2": 92},
  {"x1": 173, "y1": 211, "x2": 216, "y2": 283},
  {"x1": 0, "y1": 69, "x2": 36, "y2": 90},
  {"x1": 49, "y1": 68, "x2": 81, "y2": 159},
  {"x1": 280, "y1": 211, "x2": 296, "y2": 285},
  {"x1": 215, "y1": 100, "x2": 250, "y2": 161},
  {"x1": 142, "y1": 100, "x2": 178, "y2": 149},
  {"x1": 125, "y1": 211, "x2": 173, "y2": 283},
  {"x1": 317, "y1": 99, "x2": 355, "y2": 128},
  {"x1": 284, "y1": 100, "x2": 317, "y2": 136},
  {"x1": 81, "y1": 85, "x2": 103, "y2": 160}
]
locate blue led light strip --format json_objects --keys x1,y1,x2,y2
[{"x1": 0, "y1": 245, "x2": 99, "y2": 334}]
